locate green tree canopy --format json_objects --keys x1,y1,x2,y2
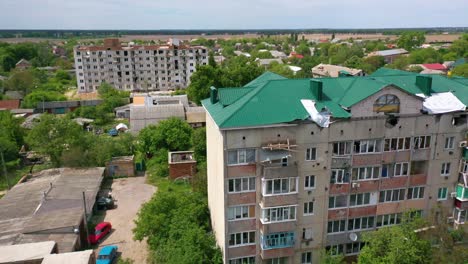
[
  {"x1": 25, "y1": 114, "x2": 84, "y2": 166},
  {"x1": 358, "y1": 216, "x2": 432, "y2": 264},
  {"x1": 397, "y1": 32, "x2": 425, "y2": 51},
  {"x1": 137, "y1": 118, "x2": 193, "y2": 157},
  {"x1": 451, "y1": 63, "x2": 468, "y2": 77}
]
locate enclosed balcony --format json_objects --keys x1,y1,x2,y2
[
  {"x1": 456, "y1": 184, "x2": 468, "y2": 202},
  {"x1": 261, "y1": 231, "x2": 295, "y2": 250},
  {"x1": 260, "y1": 140, "x2": 297, "y2": 179}
]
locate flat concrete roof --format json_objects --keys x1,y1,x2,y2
[
  {"x1": 0, "y1": 241, "x2": 56, "y2": 263},
  {"x1": 0, "y1": 168, "x2": 105, "y2": 252},
  {"x1": 41, "y1": 249, "x2": 94, "y2": 264}
]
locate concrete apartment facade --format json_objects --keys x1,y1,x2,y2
[
  {"x1": 203, "y1": 70, "x2": 468, "y2": 264},
  {"x1": 73, "y1": 38, "x2": 208, "y2": 93}
]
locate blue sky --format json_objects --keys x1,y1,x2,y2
[{"x1": 0, "y1": 0, "x2": 467, "y2": 29}]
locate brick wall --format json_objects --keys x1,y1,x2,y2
[{"x1": 169, "y1": 162, "x2": 196, "y2": 179}]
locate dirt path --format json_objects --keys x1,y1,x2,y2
[{"x1": 97, "y1": 176, "x2": 156, "y2": 263}]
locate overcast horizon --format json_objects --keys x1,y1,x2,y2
[{"x1": 1, "y1": 0, "x2": 467, "y2": 30}]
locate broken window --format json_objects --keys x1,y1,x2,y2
[{"x1": 374, "y1": 94, "x2": 400, "y2": 113}]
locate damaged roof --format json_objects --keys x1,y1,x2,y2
[{"x1": 202, "y1": 69, "x2": 468, "y2": 129}]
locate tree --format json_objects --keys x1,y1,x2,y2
[
  {"x1": 133, "y1": 190, "x2": 221, "y2": 264},
  {"x1": 208, "y1": 51, "x2": 216, "y2": 67},
  {"x1": 320, "y1": 249, "x2": 345, "y2": 264},
  {"x1": 361, "y1": 56, "x2": 385, "y2": 73},
  {"x1": 26, "y1": 114, "x2": 84, "y2": 166},
  {"x1": 186, "y1": 65, "x2": 221, "y2": 104},
  {"x1": 22, "y1": 90, "x2": 67, "y2": 108},
  {"x1": 397, "y1": 32, "x2": 425, "y2": 51},
  {"x1": 388, "y1": 56, "x2": 410, "y2": 70},
  {"x1": 358, "y1": 216, "x2": 432, "y2": 264},
  {"x1": 408, "y1": 48, "x2": 442, "y2": 64},
  {"x1": 451, "y1": 63, "x2": 468, "y2": 77},
  {"x1": 192, "y1": 127, "x2": 206, "y2": 163},
  {"x1": 449, "y1": 34, "x2": 468, "y2": 57},
  {"x1": 137, "y1": 118, "x2": 193, "y2": 157},
  {"x1": 344, "y1": 55, "x2": 363, "y2": 69}
]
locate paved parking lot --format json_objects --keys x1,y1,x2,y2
[{"x1": 96, "y1": 176, "x2": 156, "y2": 263}]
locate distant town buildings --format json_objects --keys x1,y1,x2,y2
[
  {"x1": 367, "y1": 48, "x2": 408, "y2": 64},
  {"x1": 73, "y1": 38, "x2": 208, "y2": 93},
  {"x1": 312, "y1": 63, "x2": 364, "y2": 78}
]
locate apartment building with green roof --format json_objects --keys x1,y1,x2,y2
[{"x1": 202, "y1": 69, "x2": 468, "y2": 264}]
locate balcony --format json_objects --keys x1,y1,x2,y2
[
  {"x1": 262, "y1": 165, "x2": 297, "y2": 179},
  {"x1": 260, "y1": 193, "x2": 298, "y2": 208},
  {"x1": 456, "y1": 184, "x2": 468, "y2": 202},
  {"x1": 463, "y1": 148, "x2": 468, "y2": 160},
  {"x1": 261, "y1": 232, "x2": 295, "y2": 250}
]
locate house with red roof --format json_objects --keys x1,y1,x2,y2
[
  {"x1": 421, "y1": 63, "x2": 447, "y2": 71},
  {"x1": 289, "y1": 52, "x2": 304, "y2": 59}
]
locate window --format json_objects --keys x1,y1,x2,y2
[
  {"x1": 376, "y1": 213, "x2": 402, "y2": 227},
  {"x1": 348, "y1": 216, "x2": 375, "y2": 231},
  {"x1": 345, "y1": 242, "x2": 366, "y2": 255},
  {"x1": 384, "y1": 137, "x2": 411, "y2": 151},
  {"x1": 228, "y1": 205, "x2": 255, "y2": 221},
  {"x1": 261, "y1": 206, "x2": 297, "y2": 223},
  {"x1": 228, "y1": 177, "x2": 256, "y2": 193},
  {"x1": 301, "y1": 252, "x2": 312, "y2": 264},
  {"x1": 349, "y1": 192, "x2": 371, "y2": 207},
  {"x1": 263, "y1": 178, "x2": 297, "y2": 195},
  {"x1": 374, "y1": 94, "x2": 400, "y2": 113},
  {"x1": 394, "y1": 162, "x2": 409, "y2": 176},
  {"x1": 441, "y1": 162, "x2": 451, "y2": 176},
  {"x1": 329, "y1": 195, "x2": 348, "y2": 209},
  {"x1": 352, "y1": 166, "x2": 380, "y2": 181},
  {"x1": 354, "y1": 139, "x2": 382, "y2": 154},
  {"x1": 327, "y1": 220, "x2": 346, "y2": 233},
  {"x1": 228, "y1": 149, "x2": 256, "y2": 165},
  {"x1": 304, "y1": 175, "x2": 315, "y2": 190},
  {"x1": 326, "y1": 244, "x2": 344, "y2": 256},
  {"x1": 379, "y1": 189, "x2": 405, "y2": 202},
  {"x1": 333, "y1": 142, "x2": 351, "y2": 156},
  {"x1": 262, "y1": 232, "x2": 295, "y2": 249},
  {"x1": 228, "y1": 231, "x2": 255, "y2": 247},
  {"x1": 305, "y1": 148, "x2": 317, "y2": 161},
  {"x1": 229, "y1": 257, "x2": 255, "y2": 264},
  {"x1": 438, "y1": 187, "x2": 448, "y2": 200},
  {"x1": 267, "y1": 257, "x2": 288, "y2": 264},
  {"x1": 331, "y1": 169, "x2": 348, "y2": 184},
  {"x1": 445, "y1": 136, "x2": 455, "y2": 149},
  {"x1": 413, "y1": 136, "x2": 431, "y2": 149},
  {"x1": 304, "y1": 201, "x2": 314, "y2": 215},
  {"x1": 407, "y1": 186, "x2": 425, "y2": 199}
]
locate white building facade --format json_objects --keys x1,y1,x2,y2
[{"x1": 74, "y1": 39, "x2": 208, "y2": 93}]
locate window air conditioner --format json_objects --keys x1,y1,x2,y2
[
  {"x1": 352, "y1": 182, "x2": 361, "y2": 188},
  {"x1": 459, "y1": 141, "x2": 467, "y2": 148},
  {"x1": 447, "y1": 216, "x2": 454, "y2": 224},
  {"x1": 450, "y1": 192, "x2": 457, "y2": 198}
]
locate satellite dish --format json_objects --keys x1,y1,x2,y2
[{"x1": 349, "y1": 232, "x2": 358, "y2": 242}]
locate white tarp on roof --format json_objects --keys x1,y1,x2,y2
[
  {"x1": 422, "y1": 92, "x2": 466, "y2": 114},
  {"x1": 301, "y1": 99, "x2": 331, "y2": 128}
]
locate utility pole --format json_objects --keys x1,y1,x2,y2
[
  {"x1": 0, "y1": 150, "x2": 10, "y2": 189},
  {"x1": 82, "y1": 191, "x2": 90, "y2": 247}
]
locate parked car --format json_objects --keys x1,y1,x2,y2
[
  {"x1": 88, "y1": 222, "x2": 112, "y2": 244},
  {"x1": 97, "y1": 196, "x2": 115, "y2": 210},
  {"x1": 96, "y1": 245, "x2": 118, "y2": 264},
  {"x1": 108, "y1": 128, "x2": 118, "y2": 136}
]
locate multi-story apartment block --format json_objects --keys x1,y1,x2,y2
[
  {"x1": 73, "y1": 38, "x2": 208, "y2": 93},
  {"x1": 202, "y1": 69, "x2": 468, "y2": 263}
]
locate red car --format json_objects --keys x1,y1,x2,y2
[{"x1": 88, "y1": 222, "x2": 112, "y2": 244}]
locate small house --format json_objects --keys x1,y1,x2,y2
[
  {"x1": 168, "y1": 151, "x2": 197, "y2": 180},
  {"x1": 15, "y1": 59, "x2": 31, "y2": 70},
  {"x1": 106, "y1": 156, "x2": 135, "y2": 177}
]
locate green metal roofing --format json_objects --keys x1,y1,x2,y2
[
  {"x1": 370, "y1": 67, "x2": 416, "y2": 77},
  {"x1": 243, "y1": 71, "x2": 286, "y2": 87},
  {"x1": 202, "y1": 69, "x2": 468, "y2": 129}
]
